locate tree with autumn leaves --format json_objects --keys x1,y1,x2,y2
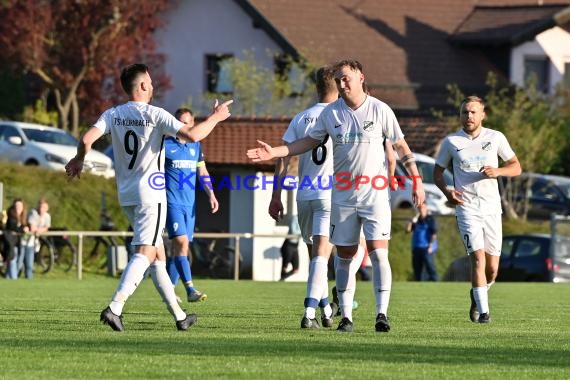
[{"x1": 0, "y1": 0, "x2": 173, "y2": 135}]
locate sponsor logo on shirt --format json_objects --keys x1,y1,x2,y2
[
  {"x1": 335, "y1": 132, "x2": 364, "y2": 144},
  {"x1": 460, "y1": 155, "x2": 488, "y2": 171},
  {"x1": 171, "y1": 160, "x2": 197, "y2": 169}
]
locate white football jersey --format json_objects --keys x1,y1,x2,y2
[
  {"x1": 94, "y1": 101, "x2": 182, "y2": 205},
  {"x1": 309, "y1": 96, "x2": 404, "y2": 206},
  {"x1": 283, "y1": 102, "x2": 333, "y2": 201},
  {"x1": 435, "y1": 127, "x2": 515, "y2": 216}
]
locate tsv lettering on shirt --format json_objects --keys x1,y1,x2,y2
[{"x1": 113, "y1": 118, "x2": 150, "y2": 127}]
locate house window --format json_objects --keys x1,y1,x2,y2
[
  {"x1": 274, "y1": 55, "x2": 306, "y2": 96},
  {"x1": 523, "y1": 56, "x2": 549, "y2": 92},
  {"x1": 206, "y1": 54, "x2": 233, "y2": 94}
]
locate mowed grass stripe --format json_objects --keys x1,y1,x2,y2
[{"x1": 0, "y1": 279, "x2": 568, "y2": 379}]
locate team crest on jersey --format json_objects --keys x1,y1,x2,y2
[
  {"x1": 481, "y1": 142, "x2": 492, "y2": 151},
  {"x1": 363, "y1": 121, "x2": 374, "y2": 131},
  {"x1": 189, "y1": 148, "x2": 196, "y2": 156},
  {"x1": 336, "y1": 134, "x2": 344, "y2": 143}
]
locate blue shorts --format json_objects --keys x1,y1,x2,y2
[{"x1": 165, "y1": 204, "x2": 196, "y2": 241}]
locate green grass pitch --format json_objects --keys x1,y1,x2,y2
[{"x1": 0, "y1": 278, "x2": 569, "y2": 379}]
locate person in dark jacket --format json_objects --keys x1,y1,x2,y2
[{"x1": 3, "y1": 198, "x2": 29, "y2": 279}]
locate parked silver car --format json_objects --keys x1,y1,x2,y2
[
  {"x1": 391, "y1": 153, "x2": 455, "y2": 215},
  {"x1": 0, "y1": 121, "x2": 114, "y2": 178}
]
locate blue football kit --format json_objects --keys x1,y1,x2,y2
[{"x1": 164, "y1": 136, "x2": 205, "y2": 241}]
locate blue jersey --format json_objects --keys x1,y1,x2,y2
[{"x1": 164, "y1": 136, "x2": 205, "y2": 206}]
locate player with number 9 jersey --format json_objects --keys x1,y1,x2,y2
[{"x1": 94, "y1": 103, "x2": 181, "y2": 206}]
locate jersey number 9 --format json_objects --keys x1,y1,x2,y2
[{"x1": 124, "y1": 130, "x2": 139, "y2": 169}]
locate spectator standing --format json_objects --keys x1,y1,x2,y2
[
  {"x1": 20, "y1": 198, "x2": 50, "y2": 279},
  {"x1": 280, "y1": 215, "x2": 301, "y2": 281},
  {"x1": 406, "y1": 203, "x2": 438, "y2": 281},
  {"x1": 3, "y1": 198, "x2": 28, "y2": 279}
]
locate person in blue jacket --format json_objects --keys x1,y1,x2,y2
[{"x1": 406, "y1": 203, "x2": 438, "y2": 281}]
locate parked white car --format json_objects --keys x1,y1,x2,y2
[
  {"x1": 391, "y1": 152, "x2": 455, "y2": 215},
  {"x1": 0, "y1": 121, "x2": 115, "y2": 178}
]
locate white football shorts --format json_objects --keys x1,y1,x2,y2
[
  {"x1": 456, "y1": 213, "x2": 502, "y2": 256},
  {"x1": 330, "y1": 201, "x2": 391, "y2": 246},
  {"x1": 122, "y1": 203, "x2": 166, "y2": 247},
  {"x1": 297, "y1": 199, "x2": 331, "y2": 244}
]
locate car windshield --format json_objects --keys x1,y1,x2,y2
[
  {"x1": 22, "y1": 128, "x2": 78, "y2": 146},
  {"x1": 556, "y1": 182, "x2": 570, "y2": 200}
]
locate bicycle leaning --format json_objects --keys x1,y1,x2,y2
[
  {"x1": 35, "y1": 228, "x2": 78, "y2": 274},
  {"x1": 187, "y1": 234, "x2": 242, "y2": 279}
]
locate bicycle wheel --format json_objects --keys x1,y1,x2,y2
[
  {"x1": 36, "y1": 237, "x2": 55, "y2": 274},
  {"x1": 54, "y1": 238, "x2": 77, "y2": 272}
]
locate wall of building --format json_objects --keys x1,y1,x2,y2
[
  {"x1": 250, "y1": 172, "x2": 309, "y2": 281},
  {"x1": 510, "y1": 25, "x2": 570, "y2": 94},
  {"x1": 154, "y1": 0, "x2": 282, "y2": 115}
]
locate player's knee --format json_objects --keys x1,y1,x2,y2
[
  {"x1": 369, "y1": 248, "x2": 389, "y2": 265},
  {"x1": 487, "y1": 266, "x2": 498, "y2": 281}
]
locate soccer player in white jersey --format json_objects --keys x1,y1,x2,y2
[
  {"x1": 434, "y1": 96, "x2": 520, "y2": 324},
  {"x1": 65, "y1": 63, "x2": 233, "y2": 331},
  {"x1": 249, "y1": 59, "x2": 425, "y2": 332},
  {"x1": 269, "y1": 66, "x2": 361, "y2": 329}
]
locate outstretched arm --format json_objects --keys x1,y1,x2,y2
[
  {"x1": 247, "y1": 136, "x2": 319, "y2": 162},
  {"x1": 177, "y1": 99, "x2": 233, "y2": 142}
]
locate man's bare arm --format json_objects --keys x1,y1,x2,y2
[{"x1": 247, "y1": 136, "x2": 319, "y2": 162}]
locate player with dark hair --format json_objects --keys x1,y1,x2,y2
[{"x1": 66, "y1": 63, "x2": 232, "y2": 331}]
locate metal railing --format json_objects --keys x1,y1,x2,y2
[{"x1": 3, "y1": 230, "x2": 298, "y2": 280}]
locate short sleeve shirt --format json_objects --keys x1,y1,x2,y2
[
  {"x1": 164, "y1": 137, "x2": 204, "y2": 207},
  {"x1": 93, "y1": 101, "x2": 183, "y2": 205},
  {"x1": 309, "y1": 96, "x2": 404, "y2": 206},
  {"x1": 282, "y1": 102, "x2": 333, "y2": 201},
  {"x1": 435, "y1": 127, "x2": 515, "y2": 216},
  {"x1": 25, "y1": 209, "x2": 51, "y2": 247}
]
